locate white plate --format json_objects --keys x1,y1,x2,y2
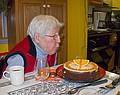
[{"x1": 76, "y1": 88, "x2": 99, "y2": 95}]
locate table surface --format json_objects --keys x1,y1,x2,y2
[{"x1": 0, "y1": 67, "x2": 120, "y2": 95}]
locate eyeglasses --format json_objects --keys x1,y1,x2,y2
[{"x1": 45, "y1": 34, "x2": 60, "y2": 40}]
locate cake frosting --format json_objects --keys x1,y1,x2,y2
[{"x1": 64, "y1": 59, "x2": 98, "y2": 72}]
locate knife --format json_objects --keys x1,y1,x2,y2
[{"x1": 74, "y1": 79, "x2": 108, "y2": 89}]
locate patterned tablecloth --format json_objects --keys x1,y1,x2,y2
[{"x1": 0, "y1": 69, "x2": 120, "y2": 95}]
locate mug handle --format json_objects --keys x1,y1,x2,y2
[{"x1": 3, "y1": 71, "x2": 10, "y2": 80}]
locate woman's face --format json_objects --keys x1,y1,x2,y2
[{"x1": 35, "y1": 27, "x2": 61, "y2": 55}]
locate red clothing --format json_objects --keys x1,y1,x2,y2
[
  {"x1": 5, "y1": 35, "x2": 56, "y2": 73},
  {"x1": 0, "y1": 35, "x2": 56, "y2": 78},
  {"x1": 47, "y1": 54, "x2": 56, "y2": 67},
  {"x1": 6, "y1": 36, "x2": 37, "y2": 73}
]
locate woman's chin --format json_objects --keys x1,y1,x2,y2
[
  {"x1": 56, "y1": 48, "x2": 59, "y2": 51},
  {"x1": 49, "y1": 50, "x2": 57, "y2": 55},
  {"x1": 47, "y1": 48, "x2": 58, "y2": 55}
]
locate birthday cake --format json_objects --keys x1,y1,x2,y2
[{"x1": 63, "y1": 59, "x2": 99, "y2": 81}]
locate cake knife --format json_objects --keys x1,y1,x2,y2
[{"x1": 67, "y1": 79, "x2": 108, "y2": 94}]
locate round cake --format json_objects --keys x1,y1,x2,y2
[{"x1": 63, "y1": 59, "x2": 99, "y2": 81}]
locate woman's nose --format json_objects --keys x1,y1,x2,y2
[{"x1": 56, "y1": 35, "x2": 61, "y2": 43}]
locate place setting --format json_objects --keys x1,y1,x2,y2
[{"x1": 55, "y1": 58, "x2": 120, "y2": 95}]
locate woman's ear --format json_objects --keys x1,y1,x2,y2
[{"x1": 34, "y1": 32, "x2": 40, "y2": 43}]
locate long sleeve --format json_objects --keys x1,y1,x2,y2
[{"x1": 7, "y1": 54, "x2": 24, "y2": 67}]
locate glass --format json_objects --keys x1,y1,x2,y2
[{"x1": 34, "y1": 57, "x2": 49, "y2": 92}]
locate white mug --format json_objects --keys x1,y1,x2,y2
[{"x1": 3, "y1": 66, "x2": 24, "y2": 86}]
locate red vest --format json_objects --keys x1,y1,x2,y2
[{"x1": 6, "y1": 36, "x2": 56, "y2": 73}]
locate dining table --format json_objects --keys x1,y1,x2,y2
[{"x1": 0, "y1": 65, "x2": 120, "y2": 95}]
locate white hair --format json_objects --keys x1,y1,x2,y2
[{"x1": 27, "y1": 15, "x2": 63, "y2": 38}]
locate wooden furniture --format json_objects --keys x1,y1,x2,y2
[
  {"x1": 88, "y1": 0, "x2": 103, "y2": 6},
  {"x1": 87, "y1": 30, "x2": 117, "y2": 71},
  {"x1": 115, "y1": 31, "x2": 120, "y2": 69},
  {"x1": 7, "y1": 0, "x2": 67, "y2": 64}
]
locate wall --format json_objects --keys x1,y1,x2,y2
[
  {"x1": 112, "y1": 0, "x2": 120, "y2": 10},
  {"x1": 67, "y1": 0, "x2": 88, "y2": 60}
]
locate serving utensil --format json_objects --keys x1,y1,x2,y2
[{"x1": 105, "y1": 77, "x2": 120, "y2": 89}]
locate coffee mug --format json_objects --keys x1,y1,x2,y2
[{"x1": 3, "y1": 66, "x2": 24, "y2": 86}]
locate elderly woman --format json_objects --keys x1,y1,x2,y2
[{"x1": 5, "y1": 15, "x2": 63, "y2": 73}]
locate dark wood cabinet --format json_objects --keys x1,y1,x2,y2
[
  {"x1": 8, "y1": 0, "x2": 67, "y2": 64},
  {"x1": 87, "y1": 31, "x2": 116, "y2": 71},
  {"x1": 115, "y1": 31, "x2": 120, "y2": 68}
]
